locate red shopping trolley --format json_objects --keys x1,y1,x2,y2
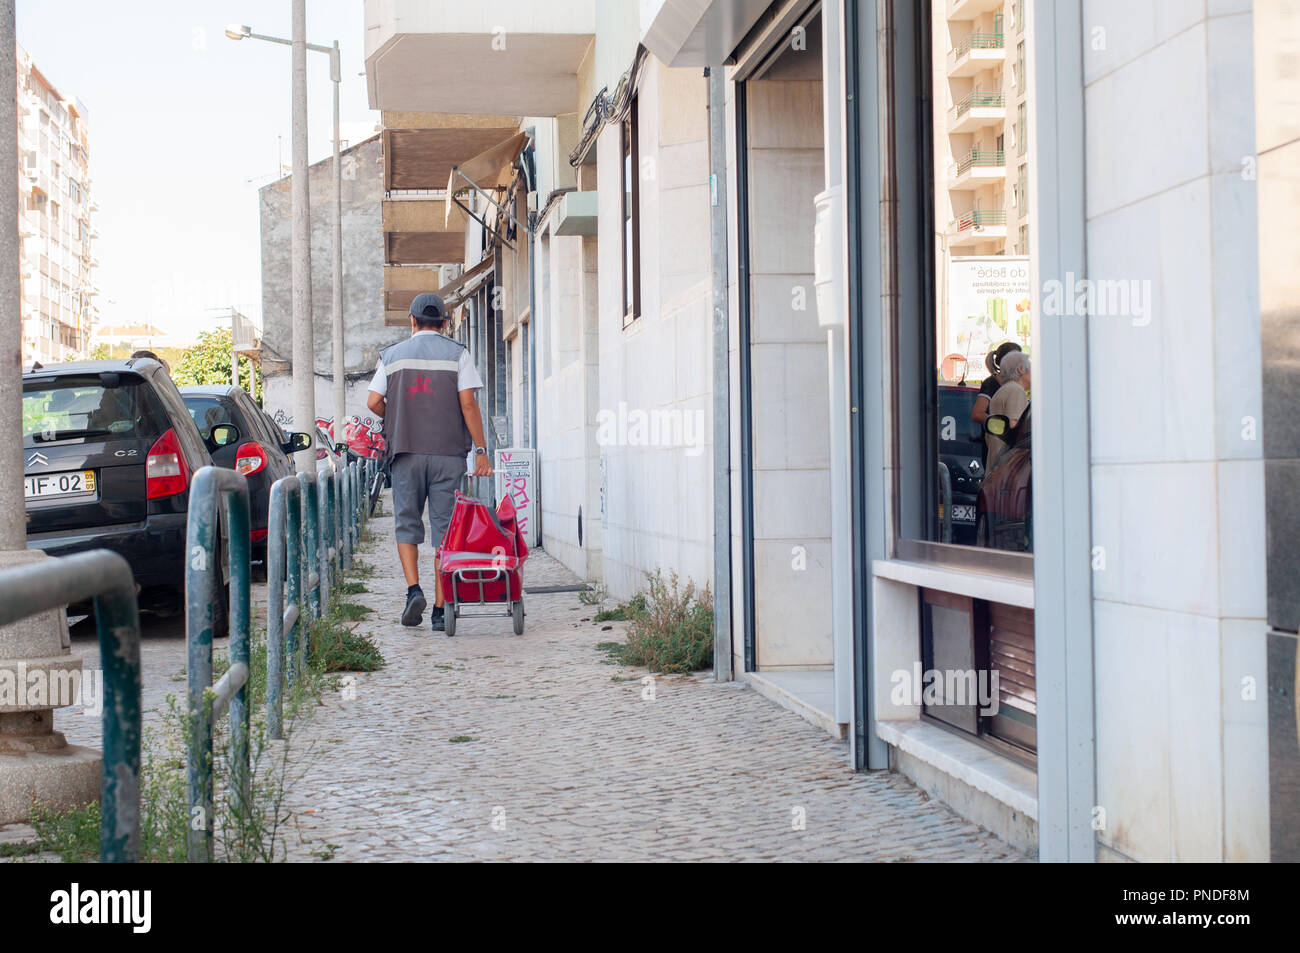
[{"x1": 437, "y1": 491, "x2": 529, "y2": 636}]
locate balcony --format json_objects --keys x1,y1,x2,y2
[
  {"x1": 365, "y1": 0, "x2": 594, "y2": 116},
  {"x1": 949, "y1": 149, "x2": 1006, "y2": 190},
  {"x1": 948, "y1": 90, "x2": 1006, "y2": 133},
  {"x1": 948, "y1": 32, "x2": 1006, "y2": 77},
  {"x1": 948, "y1": 209, "x2": 1007, "y2": 247}
]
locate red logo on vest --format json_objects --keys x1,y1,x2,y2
[{"x1": 405, "y1": 375, "x2": 436, "y2": 400}]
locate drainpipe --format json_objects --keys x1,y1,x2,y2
[
  {"x1": 0, "y1": 0, "x2": 100, "y2": 823},
  {"x1": 706, "y1": 68, "x2": 733, "y2": 682}
]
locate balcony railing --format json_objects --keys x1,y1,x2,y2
[
  {"x1": 953, "y1": 32, "x2": 1006, "y2": 58},
  {"x1": 955, "y1": 149, "x2": 1006, "y2": 177},
  {"x1": 956, "y1": 32, "x2": 1003, "y2": 56},
  {"x1": 953, "y1": 209, "x2": 1008, "y2": 232},
  {"x1": 952, "y1": 91, "x2": 1006, "y2": 118}
]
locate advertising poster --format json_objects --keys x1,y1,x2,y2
[{"x1": 943, "y1": 256, "x2": 1032, "y2": 382}]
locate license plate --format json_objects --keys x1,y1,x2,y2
[
  {"x1": 951, "y1": 504, "x2": 977, "y2": 523},
  {"x1": 24, "y1": 470, "x2": 96, "y2": 501}
]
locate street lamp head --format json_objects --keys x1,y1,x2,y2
[{"x1": 225, "y1": 24, "x2": 252, "y2": 41}]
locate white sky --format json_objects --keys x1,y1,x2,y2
[{"x1": 17, "y1": 0, "x2": 378, "y2": 343}]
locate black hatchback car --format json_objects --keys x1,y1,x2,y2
[
  {"x1": 23, "y1": 357, "x2": 239, "y2": 623},
  {"x1": 938, "y1": 384, "x2": 986, "y2": 546},
  {"x1": 180, "y1": 385, "x2": 310, "y2": 565}
]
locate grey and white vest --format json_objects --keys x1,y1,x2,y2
[{"x1": 379, "y1": 331, "x2": 472, "y2": 460}]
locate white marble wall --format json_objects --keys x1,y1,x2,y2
[
  {"x1": 741, "y1": 79, "x2": 834, "y2": 670},
  {"x1": 1081, "y1": 0, "x2": 1267, "y2": 862},
  {"x1": 536, "y1": 225, "x2": 600, "y2": 579},
  {"x1": 598, "y1": 61, "x2": 713, "y2": 599}
]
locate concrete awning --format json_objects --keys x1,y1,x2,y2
[
  {"x1": 364, "y1": 1, "x2": 595, "y2": 116},
  {"x1": 553, "y1": 190, "x2": 598, "y2": 236},
  {"x1": 640, "y1": 0, "x2": 772, "y2": 67}
]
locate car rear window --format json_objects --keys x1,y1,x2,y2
[
  {"x1": 183, "y1": 397, "x2": 235, "y2": 440},
  {"x1": 22, "y1": 374, "x2": 166, "y2": 446},
  {"x1": 938, "y1": 387, "x2": 982, "y2": 449}
]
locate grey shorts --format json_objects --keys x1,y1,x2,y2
[{"x1": 390, "y1": 452, "x2": 465, "y2": 546}]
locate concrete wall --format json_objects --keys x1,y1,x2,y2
[
  {"x1": 740, "y1": 78, "x2": 833, "y2": 671},
  {"x1": 1081, "y1": 0, "x2": 1267, "y2": 862},
  {"x1": 260, "y1": 135, "x2": 395, "y2": 450},
  {"x1": 535, "y1": 224, "x2": 600, "y2": 578},
  {"x1": 595, "y1": 58, "x2": 714, "y2": 599}
]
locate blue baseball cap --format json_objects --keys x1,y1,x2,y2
[{"x1": 410, "y1": 292, "x2": 448, "y2": 322}]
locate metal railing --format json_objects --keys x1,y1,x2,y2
[
  {"x1": 185, "y1": 466, "x2": 252, "y2": 864},
  {"x1": 953, "y1": 209, "x2": 1008, "y2": 231},
  {"x1": 955, "y1": 149, "x2": 1006, "y2": 177},
  {"x1": 0, "y1": 550, "x2": 142, "y2": 862},
  {"x1": 0, "y1": 455, "x2": 387, "y2": 864},
  {"x1": 952, "y1": 90, "x2": 1005, "y2": 120},
  {"x1": 266, "y1": 457, "x2": 376, "y2": 740},
  {"x1": 952, "y1": 32, "x2": 1006, "y2": 59}
]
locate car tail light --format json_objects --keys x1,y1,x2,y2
[
  {"x1": 146, "y1": 428, "x2": 188, "y2": 499},
  {"x1": 250, "y1": 528, "x2": 268, "y2": 542},
  {"x1": 235, "y1": 442, "x2": 267, "y2": 476}
]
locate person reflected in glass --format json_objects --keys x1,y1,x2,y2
[{"x1": 986, "y1": 351, "x2": 1030, "y2": 469}]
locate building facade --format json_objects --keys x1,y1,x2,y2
[
  {"x1": 360, "y1": 0, "x2": 1297, "y2": 862},
  {"x1": 259, "y1": 134, "x2": 390, "y2": 455},
  {"x1": 17, "y1": 45, "x2": 96, "y2": 365}
]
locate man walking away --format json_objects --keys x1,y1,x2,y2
[{"x1": 366, "y1": 293, "x2": 493, "y2": 632}]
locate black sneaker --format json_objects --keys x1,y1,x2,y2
[
  {"x1": 401, "y1": 586, "x2": 426, "y2": 627},
  {"x1": 430, "y1": 605, "x2": 445, "y2": 633}
]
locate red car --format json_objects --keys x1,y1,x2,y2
[{"x1": 977, "y1": 405, "x2": 1032, "y2": 552}]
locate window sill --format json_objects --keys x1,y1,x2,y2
[
  {"x1": 877, "y1": 718, "x2": 1038, "y2": 823},
  {"x1": 872, "y1": 557, "x2": 1034, "y2": 608}
]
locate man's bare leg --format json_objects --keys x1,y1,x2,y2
[
  {"x1": 434, "y1": 549, "x2": 444, "y2": 607},
  {"x1": 398, "y1": 542, "x2": 420, "y2": 587}
]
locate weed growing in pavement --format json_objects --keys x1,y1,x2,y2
[
  {"x1": 595, "y1": 571, "x2": 713, "y2": 674},
  {"x1": 308, "y1": 602, "x2": 385, "y2": 673},
  {"x1": 337, "y1": 580, "x2": 369, "y2": 596},
  {"x1": 332, "y1": 601, "x2": 373, "y2": 621},
  {"x1": 578, "y1": 582, "x2": 608, "y2": 607},
  {"x1": 593, "y1": 591, "x2": 647, "y2": 622},
  {"x1": 0, "y1": 840, "x2": 43, "y2": 858}
]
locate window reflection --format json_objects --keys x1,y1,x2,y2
[{"x1": 932, "y1": 0, "x2": 1033, "y2": 553}]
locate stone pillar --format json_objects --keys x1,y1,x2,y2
[{"x1": 0, "y1": 0, "x2": 99, "y2": 824}]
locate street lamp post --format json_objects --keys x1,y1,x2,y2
[{"x1": 227, "y1": 18, "x2": 345, "y2": 463}]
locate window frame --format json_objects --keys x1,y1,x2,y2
[{"x1": 620, "y1": 95, "x2": 642, "y2": 328}]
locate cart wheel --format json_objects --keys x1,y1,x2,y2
[
  {"x1": 445, "y1": 603, "x2": 457, "y2": 637},
  {"x1": 512, "y1": 600, "x2": 525, "y2": 635}
]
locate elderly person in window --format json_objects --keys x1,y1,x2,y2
[{"x1": 985, "y1": 350, "x2": 1030, "y2": 468}]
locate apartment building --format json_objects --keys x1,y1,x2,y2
[
  {"x1": 17, "y1": 45, "x2": 97, "y2": 365},
  {"x1": 362, "y1": 0, "x2": 1296, "y2": 862}
]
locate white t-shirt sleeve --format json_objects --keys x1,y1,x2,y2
[
  {"x1": 369, "y1": 358, "x2": 387, "y2": 397},
  {"x1": 457, "y1": 350, "x2": 483, "y2": 392}
]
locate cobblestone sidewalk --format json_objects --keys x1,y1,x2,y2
[{"x1": 281, "y1": 498, "x2": 1023, "y2": 862}]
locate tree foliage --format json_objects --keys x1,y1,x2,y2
[{"x1": 171, "y1": 328, "x2": 260, "y2": 397}]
